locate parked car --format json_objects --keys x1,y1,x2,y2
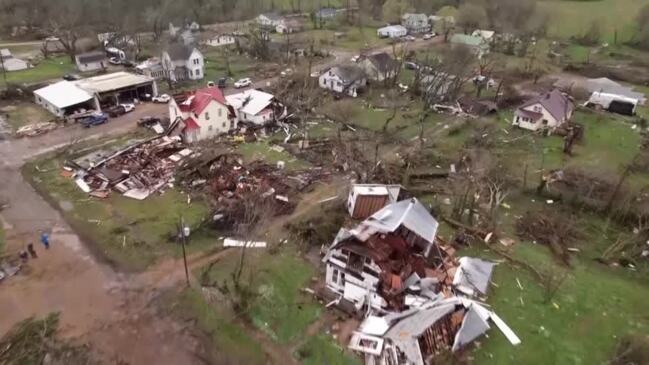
[
  {"x1": 280, "y1": 68, "x2": 293, "y2": 78},
  {"x1": 109, "y1": 57, "x2": 121, "y2": 65},
  {"x1": 121, "y1": 103, "x2": 135, "y2": 113},
  {"x1": 152, "y1": 94, "x2": 171, "y2": 103},
  {"x1": 106, "y1": 105, "x2": 125, "y2": 117},
  {"x1": 80, "y1": 113, "x2": 108, "y2": 127},
  {"x1": 423, "y1": 33, "x2": 436, "y2": 40},
  {"x1": 138, "y1": 116, "x2": 162, "y2": 127},
  {"x1": 62, "y1": 73, "x2": 81, "y2": 81},
  {"x1": 350, "y1": 55, "x2": 361, "y2": 63},
  {"x1": 404, "y1": 62, "x2": 419, "y2": 70},
  {"x1": 217, "y1": 77, "x2": 227, "y2": 89},
  {"x1": 310, "y1": 71, "x2": 320, "y2": 78},
  {"x1": 403, "y1": 35, "x2": 416, "y2": 42},
  {"x1": 234, "y1": 78, "x2": 252, "y2": 88}
]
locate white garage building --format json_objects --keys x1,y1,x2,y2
[
  {"x1": 377, "y1": 25, "x2": 407, "y2": 38},
  {"x1": 34, "y1": 72, "x2": 158, "y2": 118},
  {"x1": 34, "y1": 81, "x2": 97, "y2": 118}
]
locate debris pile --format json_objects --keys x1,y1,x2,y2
[
  {"x1": 320, "y1": 185, "x2": 520, "y2": 364},
  {"x1": 68, "y1": 136, "x2": 193, "y2": 200},
  {"x1": 515, "y1": 211, "x2": 581, "y2": 265},
  {"x1": 178, "y1": 152, "x2": 330, "y2": 226},
  {"x1": 15, "y1": 122, "x2": 58, "y2": 138}
]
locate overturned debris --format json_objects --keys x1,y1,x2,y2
[
  {"x1": 178, "y1": 151, "x2": 330, "y2": 230},
  {"x1": 67, "y1": 136, "x2": 193, "y2": 200},
  {"x1": 515, "y1": 210, "x2": 582, "y2": 266},
  {"x1": 349, "y1": 297, "x2": 520, "y2": 365},
  {"x1": 15, "y1": 122, "x2": 58, "y2": 138}
]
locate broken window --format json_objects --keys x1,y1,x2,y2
[{"x1": 347, "y1": 251, "x2": 365, "y2": 272}]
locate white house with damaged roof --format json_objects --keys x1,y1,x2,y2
[
  {"x1": 322, "y1": 198, "x2": 443, "y2": 311},
  {"x1": 401, "y1": 13, "x2": 430, "y2": 34},
  {"x1": 513, "y1": 89, "x2": 574, "y2": 131},
  {"x1": 359, "y1": 52, "x2": 400, "y2": 82},
  {"x1": 319, "y1": 65, "x2": 367, "y2": 97},
  {"x1": 226, "y1": 89, "x2": 281, "y2": 126},
  {"x1": 161, "y1": 43, "x2": 204, "y2": 82}
]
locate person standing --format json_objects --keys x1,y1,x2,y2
[
  {"x1": 40, "y1": 232, "x2": 50, "y2": 249},
  {"x1": 27, "y1": 243, "x2": 37, "y2": 258}
]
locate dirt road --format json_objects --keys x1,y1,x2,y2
[{"x1": 0, "y1": 103, "x2": 206, "y2": 364}]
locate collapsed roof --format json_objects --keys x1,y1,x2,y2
[{"x1": 350, "y1": 297, "x2": 520, "y2": 365}]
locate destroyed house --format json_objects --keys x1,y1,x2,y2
[
  {"x1": 323, "y1": 198, "x2": 445, "y2": 311},
  {"x1": 349, "y1": 297, "x2": 521, "y2": 365}
]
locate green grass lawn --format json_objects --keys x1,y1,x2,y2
[
  {"x1": 202, "y1": 51, "x2": 257, "y2": 82},
  {"x1": 468, "y1": 195, "x2": 649, "y2": 364},
  {"x1": 235, "y1": 141, "x2": 309, "y2": 170},
  {"x1": 198, "y1": 251, "x2": 322, "y2": 344},
  {"x1": 197, "y1": 249, "x2": 359, "y2": 363},
  {"x1": 23, "y1": 142, "x2": 216, "y2": 271},
  {"x1": 297, "y1": 26, "x2": 388, "y2": 51},
  {"x1": 1, "y1": 56, "x2": 75, "y2": 86},
  {"x1": 296, "y1": 335, "x2": 362, "y2": 365},
  {"x1": 539, "y1": 0, "x2": 646, "y2": 43},
  {"x1": 489, "y1": 109, "x2": 648, "y2": 188},
  {"x1": 162, "y1": 288, "x2": 268, "y2": 365}
]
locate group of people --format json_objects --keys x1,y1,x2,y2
[{"x1": 18, "y1": 232, "x2": 50, "y2": 262}]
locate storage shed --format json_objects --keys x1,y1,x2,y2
[{"x1": 347, "y1": 184, "x2": 404, "y2": 219}]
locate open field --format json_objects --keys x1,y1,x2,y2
[
  {"x1": 539, "y1": 0, "x2": 645, "y2": 43},
  {"x1": 197, "y1": 247, "x2": 361, "y2": 364},
  {"x1": 0, "y1": 56, "x2": 75, "y2": 87}
]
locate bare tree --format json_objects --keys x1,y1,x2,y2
[{"x1": 45, "y1": 0, "x2": 86, "y2": 63}]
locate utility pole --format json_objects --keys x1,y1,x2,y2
[
  {"x1": 0, "y1": 50, "x2": 7, "y2": 85},
  {"x1": 180, "y1": 215, "x2": 190, "y2": 287}
]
